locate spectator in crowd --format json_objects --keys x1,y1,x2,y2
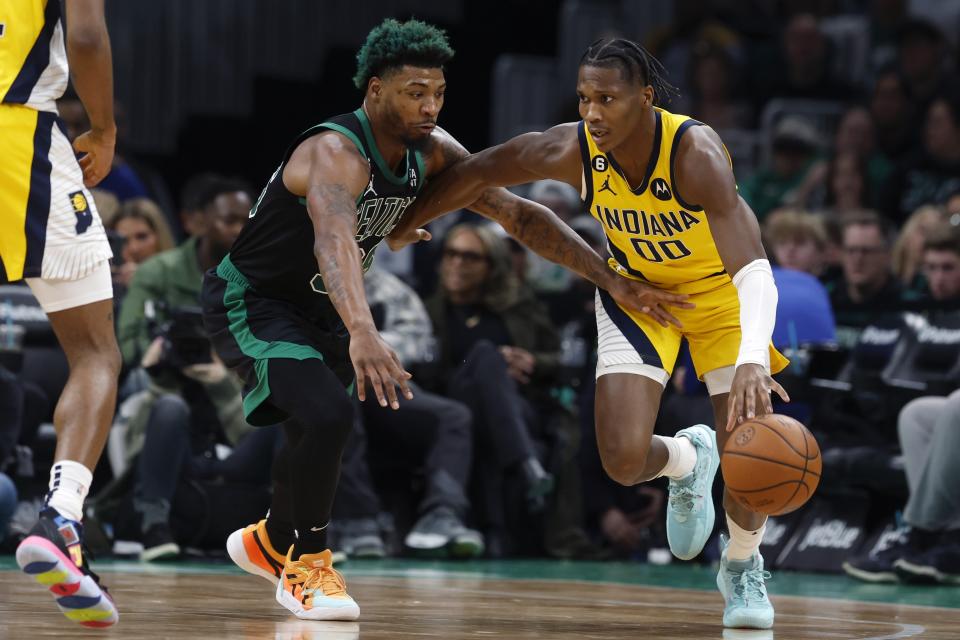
[
  {"x1": 117, "y1": 177, "x2": 250, "y2": 365},
  {"x1": 646, "y1": 0, "x2": 742, "y2": 95},
  {"x1": 106, "y1": 198, "x2": 176, "y2": 292},
  {"x1": 752, "y1": 13, "x2": 851, "y2": 114},
  {"x1": 870, "y1": 67, "x2": 917, "y2": 165},
  {"x1": 741, "y1": 116, "x2": 822, "y2": 220},
  {"x1": 678, "y1": 42, "x2": 751, "y2": 130},
  {"x1": 843, "y1": 388, "x2": 960, "y2": 585},
  {"x1": 920, "y1": 224, "x2": 960, "y2": 303},
  {"x1": 896, "y1": 19, "x2": 952, "y2": 113},
  {"x1": 763, "y1": 208, "x2": 830, "y2": 278},
  {"x1": 827, "y1": 212, "x2": 909, "y2": 344},
  {"x1": 345, "y1": 267, "x2": 484, "y2": 558},
  {"x1": 823, "y1": 151, "x2": 873, "y2": 215},
  {"x1": 891, "y1": 205, "x2": 946, "y2": 294},
  {"x1": 123, "y1": 343, "x2": 279, "y2": 561},
  {"x1": 798, "y1": 107, "x2": 892, "y2": 211},
  {"x1": 114, "y1": 177, "x2": 254, "y2": 559},
  {"x1": 426, "y1": 224, "x2": 592, "y2": 557},
  {"x1": 888, "y1": 93, "x2": 960, "y2": 221},
  {"x1": 177, "y1": 173, "x2": 223, "y2": 240}
]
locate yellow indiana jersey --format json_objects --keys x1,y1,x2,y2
[
  {"x1": 580, "y1": 108, "x2": 727, "y2": 290},
  {"x1": 0, "y1": 0, "x2": 68, "y2": 113}
]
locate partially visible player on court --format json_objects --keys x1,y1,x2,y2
[
  {"x1": 206, "y1": 20, "x2": 674, "y2": 621},
  {"x1": 390, "y1": 38, "x2": 789, "y2": 630},
  {"x1": 1, "y1": 0, "x2": 120, "y2": 629}
]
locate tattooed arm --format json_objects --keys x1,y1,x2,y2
[{"x1": 283, "y1": 131, "x2": 412, "y2": 408}]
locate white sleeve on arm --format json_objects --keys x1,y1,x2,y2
[{"x1": 732, "y1": 258, "x2": 778, "y2": 370}]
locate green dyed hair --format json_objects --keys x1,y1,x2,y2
[{"x1": 353, "y1": 18, "x2": 454, "y2": 90}]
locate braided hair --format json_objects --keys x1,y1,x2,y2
[{"x1": 579, "y1": 38, "x2": 678, "y2": 105}]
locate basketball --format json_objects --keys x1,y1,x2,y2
[{"x1": 721, "y1": 414, "x2": 822, "y2": 516}]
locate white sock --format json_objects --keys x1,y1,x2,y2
[
  {"x1": 654, "y1": 434, "x2": 697, "y2": 480},
  {"x1": 726, "y1": 513, "x2": 766, "y2": 562},
  {"x1": 46, "y1": 460, "x2": 92, "y2": 522}
]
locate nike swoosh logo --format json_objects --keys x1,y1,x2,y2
[{"x1": 310, "y1": 526, "x2": 326, "y2": 532}]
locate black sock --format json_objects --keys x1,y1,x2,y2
[
  {"x1": 265, "y1": 439, "x2": 297, "y2": 556},
  {"x1": 293, "y1": 524, "x2": 328, "y2": 558},
  {"x1": 264, "y1": 511, "x2": 296, "y2": 557}
]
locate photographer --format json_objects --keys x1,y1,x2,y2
[{"x1": 112, "y1": 176, "x2": 269, "y2": 560}]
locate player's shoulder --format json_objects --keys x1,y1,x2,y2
[
  {"x1": 676, "y1": 122, "x2": 727, "y2": 165},
  {"x1": 297, "y1": 128, "x2": 367, "y2": 162}
]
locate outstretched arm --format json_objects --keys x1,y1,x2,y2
[
  {"x1": 392, "y1": 128, "x2": 693, "y2": 326},
  {"x1": 284, "y1": 132, "x2": 412, "y2": 408},
  {"x1": 677, "y1": 127, "x2": 790, "y2": 429},
  {"x1": 389, "y1": 124, "x2": 580, "y2": 244},
  {"x1": 64, "y1": 0, "x2": 115, "y2": 187}
]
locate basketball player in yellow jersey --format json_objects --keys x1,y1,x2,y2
[
  {"x1": 391, "y1": 38, "x2": 789, "y2": 630},
  {"x1": 1, "y1": 0, "x2": 120, "y2": 628}
]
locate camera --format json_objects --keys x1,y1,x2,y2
[{"x1": 147, "y1": 303, "x2": 213, "y2": 369}]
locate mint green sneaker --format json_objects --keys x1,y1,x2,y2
[
  {"x1": 666, "y1": 425, "x2": 719, "y2": 560},
  {"x1": 717, "y1": 535, "x2": 775, "y2": 629}
]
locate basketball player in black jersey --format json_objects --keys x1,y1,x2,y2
[{"x1": 200, "y1": 19, "x2": 679, "y2": 621}]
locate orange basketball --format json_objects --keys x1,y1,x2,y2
[{"x1": 721, "y1": 414, "x2": 821, "y2": 516}]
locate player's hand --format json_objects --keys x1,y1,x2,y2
[
  {"x1": 73, "y1": 126, "x2": 116, "y2": 188},
  {"x1": 349, "y1": 327, "x2": 414, "y2": 409},
  {"x1": 725, "y1": 363, "x2": 790, "y2": 432},
  {"x1": 385, "y1": 227, "x2": 431, "y2": 251},
  {"x1": 498, "y1": 345, "x2": 535, "y2": 384},
  {"x1": 605, "y1": 276, "x2": 695, "y2": 328}
]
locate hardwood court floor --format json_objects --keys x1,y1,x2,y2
[{"x1": 0, "y1": 558, "x2": 957, "y2": 639}]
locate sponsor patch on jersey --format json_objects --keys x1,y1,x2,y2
[
  {"x1": 591, "y1": 154, "x2": 608, "y2": 173},
  {"x1": 69, "y1": 191, "x2": 93, "y2": 234},
  {"x1": 650, "y1": 177, "x2": 672, "y2": 201}
]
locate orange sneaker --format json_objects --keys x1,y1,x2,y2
[
  {"x1": 275, "y1": 549, "x2": 359, "y2": 621},
  {"x1": 226, "y1": 520, "x2": 289, "y2": 585}
]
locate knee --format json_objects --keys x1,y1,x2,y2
[
  {"x1": 440, "y1": 400, "x2": 473, "y2": 435},
  {"x1": 308, "y1": 391, "x2": 355, "y2": 446},
  {"x1": 599, "y1": 441, "x2": 650, "y2": 486},
  {"x1": 465, "y1": 340, "x2": 504, "y2": 368},
  {"x1": 150, "y1": 394, "x2": 191, "y2": 428}
]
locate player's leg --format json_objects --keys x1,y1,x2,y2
[
  {"x1": 261, "y1": 357, "x2": 359, "y2": 621},
  {"x1": 15, "y1": 271, "x2": 121, "y2": 628},
  {"x1": 226, "y1": 423, "x2": 297, "y2": 585},
  {"x1": 593, "y1": 289, "x2": 720, "y2": 561},
  {"x1": 708, "y1": 371, "x2": 774, "y2": 630}
]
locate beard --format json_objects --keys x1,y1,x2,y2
[
  {"x1": 400, "y1": 130, "x2": 433, "y2": 151},
  {"x1": 384, "y1": 104, "x2": 434, "y2": 152}
]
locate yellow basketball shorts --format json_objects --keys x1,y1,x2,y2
[
  {"x1": 0, "y1": 104, "x2": 111, "y2": 283},
  {"x1": 595, "y1": 274, "x2": 788, "y2": 391}
]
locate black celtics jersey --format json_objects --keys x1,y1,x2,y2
[{"x1": 226, "y1": 108, "x2": 425, "y2": 316}]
